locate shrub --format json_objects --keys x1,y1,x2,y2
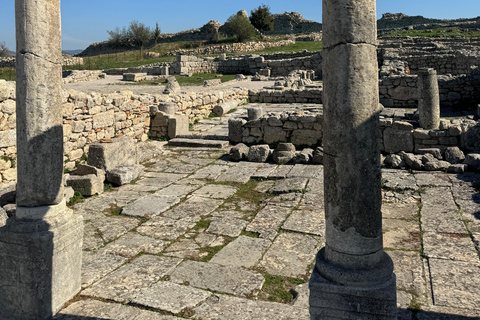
[
  {"x1": 250, "y1": 5, "x2": 274, "y2": 32},
  {"x1": 222, "y1": 13, "x2": 256, "y2": 42},
  {"x1": 0, "y1": 42, "x2": 10, "y2": 57}
]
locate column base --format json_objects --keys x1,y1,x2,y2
[
  {"x1": 309, "y1": 249, "x2": 397, "y2": 320},
  {"x1": 0, "y1": 205, "x2": 83, "y2": 320}
]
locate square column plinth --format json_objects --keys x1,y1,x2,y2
[{"x1": 0, "y1": 202, "x2": 83, "y2": 320}]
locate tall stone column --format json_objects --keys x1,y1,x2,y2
[
  {"x1": 0, "y1": 1, "x2": 83, "y2": 319},
  {"x1": 309, "y1": 0, "x2": 397, "y2": 319},
  {"x1": 418, "y1": 68, "x2": 440, "y2": 130}
]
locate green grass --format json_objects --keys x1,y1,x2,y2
[
  {"x1": 66, "y1": 191, "x2": 84, "y2": 207},
  {"x1": 0, "y1": 67, "x2": 15, "y2": 81},
  {"x1": 175, "y1": 73, "x2": 236, "y2": 86},
  {"x1": 251, "y1": 41, "x2": 323, "y2": 54},
  {"x1": 260, "y1": 274, "x2": 307, "y2": 303},
  {"x1": 381, "y1": 26, "x2": 480, "y2": 38}
]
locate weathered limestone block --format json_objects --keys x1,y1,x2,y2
[
  {"x1": 229, "y1": 143, "x2": 249, "y2": 162},
  {"x1": 158, "y1": 102, "x2": 176, "y2": 115},
  {"x1": 461, "y1": 124, "x2": 480, "y2": 152},
  {"x1": 444, "y1": 146, "x2": 465, "y2": 164},
  {"x1": 291, "y1": 129, "x2": 322, "y2": 147},
  {"x1": 248, "y1": 145, "x2": 270, "y2": 162},
  {"x1": 66, "y1": 174, "x2": 104, "y2": 196},
  {"x1": 464, "y1": 153, "x2": 480, "y2": 171},
  {"x1": 168, "y1": 114, "x2": 189, "y2": 139},
  {"x1": 163, "y1": 77, "x2": 181, "y2": 94},
  {"x1": 203, "y1": 79, "x2": 221, "y2": 87},
  {"x1": 292, "y1": 148, "x2": 314, "y2": 164},
  {"x1": 0, "y1": 99, "x2": 15, "y2": 114},
  {"x1": 93, "y1": 110, "x2": 115, "y2": 129},
  {"x1": 384, "y1": 154, "x2": 405, "y2": 169},
  {"x1": 383, "y1": 121, "x2": 414, "y2": 153},
  {"x1": 228, "y1": 118, "x2": 246, "y2": 144},
  {"x1": 0, "y1": 129, "x2": 16, "y2": 148},
  {"x1": 272, "y1": 142, "x2": 296, "y2": 164},
  {"x1": 106, "y1": 164, "x2": 144, "y2": 186},
  {"x1": 87, "y1": 136, "x2": 137, "y2": 172},
  {"x1": 403, "y1": 153, "x2": 423, "y2": 170},
  {"x1": 247, "y1": 107, "x2": 264, "y2": 121},
  {"x1": 123, "y1": 73, "x2": 147, "y2": 82},
  {"x1": 0, "y1": 207, "x2": 7, "y2": 227},
  {"x1": 264, "y1": 126, "x2": 287, "y2": 144}
]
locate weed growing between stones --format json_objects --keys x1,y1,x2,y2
[
  {"x1": 104, "y1": 204, "x2": 123, "y2": 216},
  {"x1": 259, "y1": 274, "x2": 307, "y2": 303},
  {"x1": 103, "y1": 183, "x2": 114, "y2": 191},
  {"x1": 67, "y1": 191, "x2": 84, "y2": 206},
  {"x1": 240, "y1": 231, "x2": 260, "y2": 238}
]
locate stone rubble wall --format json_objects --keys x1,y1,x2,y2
[
  {"x1": 268, "y1": 12, "x2": 322, "y2": 35},
  {"x1": 62, "y1": 70, "x2": 105, "y2": 84},
  {"x1": 0, "y1": 80, "x2": 248, "y2": 184},
  {"x1": 105, "y1": 52, "x2": 323, "y2": 78},
  {"x1": 379, "y1": 73, "x2": 480, "y2": 108},
  {"x1": 248, "y1": 87, "x2": 322, "y2": 104},
  {"x1": 0, "y1": 55, "x2": 84, "y2": 68},
  {"x1": 240, "y1": 111, "x2": 323, "y2": 148}
]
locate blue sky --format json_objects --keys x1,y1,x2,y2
[{"x1": 1, "y1": 0, "x2": 479, "y2": 50}]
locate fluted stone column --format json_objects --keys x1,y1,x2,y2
[
  {"x1": 418, "y1": 68, "x2": 440, "y2": 130},
  {"x1": 309, "y1": 1, "x2": 397, "y2": 319},
  {"x1": 0, "y1": 1, "x2": 83, "y2": 319}
]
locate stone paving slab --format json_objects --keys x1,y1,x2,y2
[
  {"x1": 193, "y1": 294, "x2": 310, "y2": 320},
  {"x1": 282, "y1": 207, "x2": 325, "y2": 236},
  {"x1": 423, "y1": 232, "x2": 479, "y2": 262},
  {"x1": 246, "y1": 204, "x2": 293, "y2": 240},
  {"x1": 82, "y1": 221, "x2": 106, "y2": 250},
  {"x1": 168, "y1": 260, "x2": 265, "y2": 297},
  {"x1": 121, "y1": 194, "x2": 180, "y2": 218},
  {"x1": 268, "y1": 165, "x2": 294, "y2": 179},
  {"x1": 91, "y1": 214, "x2": 140, "y2": 244},
  {"x1": 251, "y1": 164, "x2": 278, "y2": 180},
  {"x1": 216, "y1": 163, "x2": 266, "y2": 184},
  {"x1": 258, "y1": 232, "x2": 321, "y2": 278},
  {"x1": 189, "y1": 164, "x2": 229, "y2": 180},
  {"x1": 154, "y1": 183, "x2": 200, "y2": 197},
  {"x1": 428, "y1": 258, "x2": 480, "y2": 310},
  {"x1": 162, "y1": 196, "x2": 223, "y2": 220},
  {"x1": 134, "y1": 173, "x2": 187, "y2": 187},
  {"x1": 207, "y1": 216, "x2": 248, "y2": 237},
  {"x1": 164, "y1": 238, "x2": 201, "y2": 259},
  {"x1": 269, "y1": 177, "x2": 308, "y2": 194},
  {"x1": 101, "y1": 232, "x2": 169, "y2": 258},
  {"x1": 268, "y1": 193, "x2": 303, "y2": 208},
  {"x1": 81, "y1": 251, "x2": 127, "y2": 288},
  {"x1": 287, "y1": 164, "x2": 323, "y2": 178},
  {"x1": 136, "y1": 217, "x2": 196, "y2": 240},
  {"x1": 416, "y1": 305, "x2": 480, "y2": 319},
  {"x1": 210, "y1": 235, "x2": 271, "y2": 268},
  {"x1": 421, "y1": 187, "x2": 468, "y2": 234},
  {"x1": 55, "y1": 299, "x2": 179, "y2": 320},
  {"x1": 192, "y1": 184, "x2": 237, "y2": 199},
  {"x1": 382, "y1": 169, "x2": 418, "y2": 190},
  {"x1": 388, "y1": 250, "x2": 428, "y2": 306},
  {"x1": 132, "y1": 281, "x2": 212, "y2": 314},
  {"x1": 415, "y1": 172, "x2": 452, "y2": 187},
  {"x1": 82, "y1": 255, "x2": 182, "y2": 303},
  {"x1": 383, "y1": 218, "x2": 421, "y2": 251},
  {"x1": 382, "y1": 200, "x2": 419, "y2": 220},
  {"x1": 254, "y1": 180, "x2": 276, "y2": 193}
]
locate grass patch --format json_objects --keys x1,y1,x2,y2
[
  {"x1": 66, "y1": 191, "x2": 84, "y2": 207},
  {"x1": 0, "y1": 67, "x2": 15, "y2": 81},
  {"x1": 241, "y1": 230, "x2": 260, "y2": 238},
  {"x1": 192, "y1": 215, "x2": 212, "y2": 232},
  {"x1": 176, "y1": 73, "x2": 236, "y2": 86},
  {"x1": 104, "y1": 204, "x2": 123, "y2": 216},
  {"x1": 260, "y1": 274, "x2": 307, "y2": 303},
  {"x1": 381, "y1": 26, "x2": 480, "y2": 38},
  {"x1": 104, "y1": 183, "x2": 114, "y2": 191},
  {"x1": 251, "y1": 41, "x2": 323, "y2": 54},
  {"x1": 197, "y1": 243, "x2": 227, "y2": 262},
  {"x1": 231, "y1": 180, "x2": 274, "y2": 206}
]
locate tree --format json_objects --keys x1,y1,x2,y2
[
  {"x1": 128, "y1": 20, "x2": 153, "y2": 51},
  {"x1": 154, "y1": 22, "x2": 161, "y2": 45},
  {"x1": 222, "y1": 13, "x2": 256, "y2": 42},
  {"x1": 0, "y1": 42, "x2": 10, "y2": 57},
  {"x1": 107, "y1": 26, "x2": 130, "y2": 48},
  {"x1": 250, "y1": 4, "x2": 274, "y2": 32}
]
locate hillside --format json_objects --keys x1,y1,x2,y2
[{"x1": 377, "y1": 12, "x2": 480, "y2": 30}]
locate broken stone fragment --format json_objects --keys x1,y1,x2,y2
[
  {"x1": 248, "y1": 145, "x2": 270, "y2": 162},
  {"x1": 229, "y1": 143, "x2": 249, "y2": 162},
  {"x1": 66, "y1": 174, "x2": 104, "y2": 196},
  {"x1": 292, "y1": 148, "x2": 314, "y2": 164},
  {"x1": 106, "y1": 165, "x2": 144, "y2": 186},
  {"x1": 403, "y1": 153, "x2": 423, "y2": 170},
  {"x1": 384, "y1": 154, "x2": 405, "y2": 169},
  {"x1": 464, "y1": 153, "x2": 480, "y2": 171},
  {"x1": 444, "y1": 146, "x2": 465, "y2": 164}
]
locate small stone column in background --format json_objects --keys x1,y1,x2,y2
[
  {"x1": 418, "y1": 68, "x2": 440, "y2": 130},
  {"x1": 0, "y1": 1, "x2": 83, "y2": 319},
  {"x1": 309, "y1": 0, "x2": 397, "y2": 319}
]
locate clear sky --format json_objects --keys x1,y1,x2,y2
[{"x1": 0, "y1": 0, "x2": 479, "y2": 51}]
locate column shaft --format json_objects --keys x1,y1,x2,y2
[
  {"x1": 418, "y1": 68, "x2": 440, "y2": 130},
  {"x1": 16, "y1": 0, "x2": 64, "y2": 207}
]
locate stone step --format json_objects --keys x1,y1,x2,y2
[
  {"x1": 167, "y1": 138, "x2": 229, "y2": 148},
  {"x1": 176, "y1": 134, "x2": 229, "y2": 141}
]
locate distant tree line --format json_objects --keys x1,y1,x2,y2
[{"x1": 106, "y1": 4, "x2": 274, "y2": 49}]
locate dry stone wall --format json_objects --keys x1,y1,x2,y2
[
  {"x1": 0, "y1": 80, "x2": 248, "y2": 184},
  {"x1": 249, "y1": 86, "x2": 322, "y2": 104}
]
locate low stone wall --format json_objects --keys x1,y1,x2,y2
[
  {"x1": 0, "y1": 56, "x2": 84, "y2": 68},
  {"x1": 0, "y1": 57, "x2": 15, "y2": 68},
  {"x1": 379, "y1": 73, "x2": 480, "y2": 108},
  {"x1": 62, "y1": 70, "x2": 104, "y2": 84},
  {"x1": 0, "y1": 80, "x2": 248, "y2": 184},
  {"x1": 249, "y1": 86, "x2": 322, "y2": 104},
  {"x1": 235, "y1": 111, "x2": 323, "y2": 148},
  {"x1": 402, "y1": 53, "x2": 480, "y2": 76}
]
